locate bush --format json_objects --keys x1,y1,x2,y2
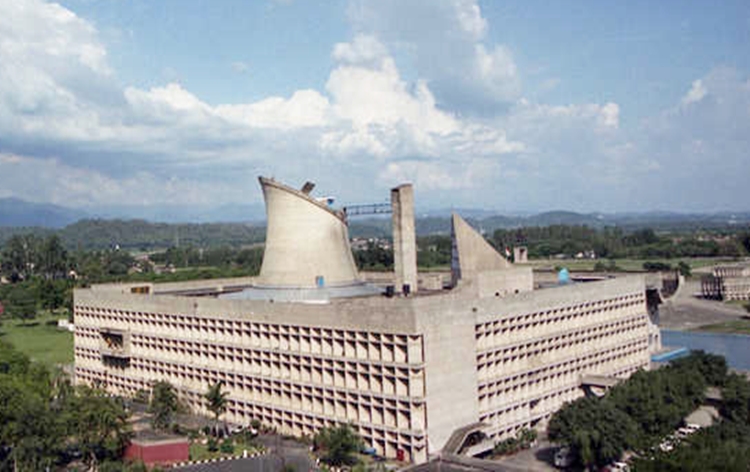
[
  {"x1": 643, "y1": 261, "x2": 672, "y2": 272},
  {"x1": 207, "y1": 437, "x2": 218, "y2": 452},
  {"x1": 133, "y1": 389, "x2": 149, "y2": 404},
  {"x1": 220, "y1": 438, "x2": 234, "y2": 454},
  {"x1": 314, "y1": 424, "x2": 363, "y2": 467},
  {"x1": 493, "y1": 428, "x2": 538, "y2": 456}
]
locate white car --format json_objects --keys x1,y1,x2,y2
[
  {"x1": 605, "y1": 462, "x2": 630, "y2": 472},
  {"x1": 554, "y1": 447, "x2": 573, "y2": 468},
  {"x1": 659, "y1": 440, "x2": 674, "y2": 452}
]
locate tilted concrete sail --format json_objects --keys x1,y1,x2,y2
[
  {"x1": 451, "y1": 213, "x2": 511, "y2": 282},
  {"x1": 451, "y1": 213, "x2": 533, "y2": 296},
  {"x1": 256, "y1": 177, "x2": 361, "y2": 289}
]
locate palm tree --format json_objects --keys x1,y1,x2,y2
[{"x1": 204, "y1": 382, "x2": 228, "y2": 436}]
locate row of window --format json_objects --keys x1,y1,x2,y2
[
  {"x1": 75, "y1": 311, "x2": 423, "y2": 363},
  {"x1": 76, "y1": 306, "x2": 417, "y2": 345},
  {"x1": 477, "y1": 337, "x2": 649, "y2": 394},
  {"x1": 476, "y1": 316, "x2": 648, "y2": 373},
  {"x1": 475, "y1": 292, "x2": 644, "y2": 335},
  {"x1": 75, "y1": 366, "x2": 426, "y2": 463},
  {"x1": 76, "y1": 346, "x2": 422, "y2": 410},
  {"x1": 478, "y1": 346, "x2": 648, "y2": 413}
]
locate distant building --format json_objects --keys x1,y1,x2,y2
[
  {"x1": 74, "y1": 177, "x2": 660, "y2": 464},
  {"x1": 701, "y1": 264, "x2": 750, "y2": 301}
]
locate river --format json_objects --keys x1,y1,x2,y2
[{"x1": 661, "y1": 330, "x2": 750, "y2": 371}]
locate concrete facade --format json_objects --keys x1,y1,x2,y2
[
  {"x1": 701, "y1": 264, "x2": 750, "y2": 301},
  {"x1": 73, "y1": 177, "x2": 657, "y2": 465},
  {"x1": 75, "y1": 274, "x2": 654, "y2": 463},
  {"x1": 392, "y1": 184, "x2": 418, "y2": 294}
]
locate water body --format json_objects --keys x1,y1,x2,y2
[{"x1": 661, "y1": 330, "x2": 750, "y2": 371}]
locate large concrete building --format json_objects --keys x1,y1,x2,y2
[
  {"x1": 74, "y1": 177, "x2": 660, "y2": 464},
  {"x1": 701, "y1": 263, "x2": 750, "y2": 301}
]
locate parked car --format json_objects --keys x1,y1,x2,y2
[
  {"x1": 659, "y1": 439, "x2": 675, "y2": 452},
  {"x1": 603, "y1": 461, "x2": 630, "y2": 472},
  {"x1": 685, "y1": 423, "x2": 702, "y2": 432},
  {"x1": 554, "y1": 446, "x2": 574, "y2": 468}
]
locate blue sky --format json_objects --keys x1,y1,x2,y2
[{"x1": 1, "y1": 0, "x2": 749, "y2": 217}]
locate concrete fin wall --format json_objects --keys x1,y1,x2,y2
[{"x1": 451, "y1": 213, "x2": 511, "y2": 285}]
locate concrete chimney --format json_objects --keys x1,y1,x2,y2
[{"x1": 391, "y1": 184, "x2": 418, "y2": 294}]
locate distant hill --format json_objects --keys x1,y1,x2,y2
[
  {"x1": 89, "y1": 203, "x2": 266, "y2": 223},
  {"x1": 59, "y1": 219, "x2": 266, "y2": 250},
  {"x1": 0, "y1": 198, "x2": 87, "y2": 228},
  {"x1": 0, "y1": 196, "x2": 749, "y2": 251}
]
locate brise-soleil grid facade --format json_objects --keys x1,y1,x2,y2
[
  {"x1": 74, "y1": 276, "x2": 654, "y2": 464},
  {"x1": 701, "y1": 264, "x2": 750, "y2": 301}
]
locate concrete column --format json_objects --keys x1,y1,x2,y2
[{"x1": 391, "y1": 184, "x2": 418, "y2": 294}]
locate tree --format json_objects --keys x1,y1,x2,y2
[
  {"x1": 0, "y1": 344, "x2": 64, "y2": 471},
  {"x1": 314, "y1": 424, "x2": 363, "y2": 467},
  {"x1": 720, "y1": 373, "x2": 750, "y2": 424},
  {"x1": 149, "y1": 381, "x2": 178, "y2": 431},
  {"x1": 548, "y1": 397, "x2": 639, "y2": 468},
  {"x1": 37, "y1": 278, "x2": 71, "y2": 311},
  {"x1": 38, "y1": 235, "x2": 68, "y2": 280},
  {"x1": 65, "y1": 386, "x2": 132, "y2": 468},
  {"x1": 3, "y1": 283, "x2": 37, "y2": 324},
  {"x1": 678, "y1": 261, "x2": 692, "y2": 277},
  {"x1": 671, "y1": 350, "x2": 727, "y2": 387},
  {"x1": 0, "y1": 234, "x2": 40, "y2": 280},
  {"x1": 204, "y1": 382, "x2": 228, "y2": 433}
]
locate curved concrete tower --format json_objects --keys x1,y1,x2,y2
[{"x1": 256, "y1": 177, "x2": 361, "y2": 289}]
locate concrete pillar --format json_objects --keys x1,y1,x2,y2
[
  {"x1": 513, "y1": 246, "x2": 528, "y2": 263},
  {"x1": 391, "y1": 184, "x2": 418, "y2": 294}
]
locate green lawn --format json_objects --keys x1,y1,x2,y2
[
  {"x1": 189, "y1": 437, "x2": 262, "y2": 461},
  {"x1": 526, "y1": 257, "x2": 733, "y2": 272},
  {"x1": 693, "y1": 319, "x2": 750, "y2": 336},
  {"x1": 0, "y1": 313, "x2": 73, "y2": 366}
]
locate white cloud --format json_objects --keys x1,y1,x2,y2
[
  {"x1": 332, "y1": 34, "x2": 389, "y2": 67},
  {"x1": 347, "y1": 0, "x2": 522, "y2": 112},
  {"x1": 0, "y1": 153, "x2": 243, "y2": 207},
  {"x1": 473, "y1": 44, "x2": 521, "y2": 103},
  {"x1": 453, "y1": 0, "x2": 487, "y2": 40},
  {"x1": 0, "y1": 0, "x2": 110, "y2": 75},
  {"x1": 0, "y1": 1, "x2": 527, "y2": 207},
  {"x1": 217, "y1": 90, "x2": 331, "y2": 129},
  {"x1": 1, "y1": 0, "x2": 747, "y2": 214},
  {"x1": 681, "y1": 79, "x2": 707, "y2": 106},
  {"x1": 599, "y1": 103, "x2": 620, "y2": 129},
  {"x1": 378, "y1": 156, "x2": 500, "y2": 191},
  {"x1": 230, "y1": 61, "x2": 250, "y2": 73}
]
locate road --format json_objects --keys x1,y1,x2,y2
[
  {"x1": 658, "y1": 279, "x2": 746, "y2": 330},
  {"x1": 491, "y1": 440, "x2": 558, "y2": 471}
]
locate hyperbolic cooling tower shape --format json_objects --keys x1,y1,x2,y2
[{"x1": 256, "y1": 177, "x2": 362, "y2": 289}]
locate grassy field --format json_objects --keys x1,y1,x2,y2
[
  {"x1": 525, "y1": 257, "x2": 733, "y2": 272},
  {"x1": 694, "y1": 319, "x2": 750, "y2": 336},
  {"x1": 0, "y1": 313, "x2": 73, "y2": 366}
]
